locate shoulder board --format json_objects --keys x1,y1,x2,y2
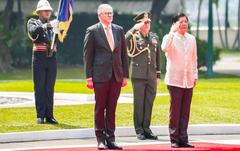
[
  {"x1": 28, "y1": 18, "x2": 41, "y2": 26},
  {"x1": 150, "y1": 32, "x2": 158, "y2": 37}
]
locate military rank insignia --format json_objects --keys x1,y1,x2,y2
[{"x1": 151, "y1": 37, "x2": 158, "y2": 45}]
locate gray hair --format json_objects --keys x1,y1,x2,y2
[{"x1": 97, "y1": 4, "x2": 113, "y2": 15}]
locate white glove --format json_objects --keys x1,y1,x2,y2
[
  {"x1": 42, "y1": 23, "x2": 51, "y2": 29},
  {"x1": 52, "y1": 27, "x2": 59, "y2": 34},
  {"x1": 50, "y1": 19, "x2": 59, "y2": 28},
  {"x1": 170, "y1": 21, "x2": 179, "y2": 33},
  {"x1": 133, "y1": 22, "x2": 145, "y2": 30}
]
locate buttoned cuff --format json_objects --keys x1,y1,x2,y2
[
  {"x1": 168, "y1": 32, "x2": 175, "y2": 38},
  {"x1": 194, "y1": 72, "x2": 198, "y2": 80},
  {"x1": 195, "y1": 75, "x2": 198, "y2": 80}
]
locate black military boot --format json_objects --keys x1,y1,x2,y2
[
  {"x1": 37, "y1": 118, "x2": 44, "y2": 124},
  {"x1": 46, "y1": 118, "x2": 58, "y2": 124}
]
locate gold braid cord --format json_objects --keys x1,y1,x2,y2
[
  {"x1": 27, "y1": 18, "x2": 39, "y2": 42},
  {"x1": 127, "y1": 31, "x2": 150, "y2": 58}
]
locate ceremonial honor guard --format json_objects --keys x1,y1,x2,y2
[
  {"x1": 125, "y1": 12, "x2": 161, "y2": 140},
  {"x1": 27, "y1": 0, "x2": 59, "y2": 124}
]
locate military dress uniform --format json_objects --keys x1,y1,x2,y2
[
  {"x1": 125, "y1": 12, "x2": 161, "y2": 139},
  {"x1": 27, "y1": 0, "x2": 58, "y2": 124}
]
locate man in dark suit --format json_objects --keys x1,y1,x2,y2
[{"x1": 83, "y1": 4, "x2": 129, "y2": 150}]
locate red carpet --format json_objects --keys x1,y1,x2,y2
[{"x1": 17, "y1": 143, "x2": 240, "y2": 151}]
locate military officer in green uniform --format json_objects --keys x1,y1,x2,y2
[{"x1": 125, "y1": 12, "x2": 161, "y2": 140}]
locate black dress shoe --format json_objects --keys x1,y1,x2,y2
[
  {"x1": 144, "y1": 132, "x2": 158, "y2": 140},
  {"x1": 37, "y1": 118, "x2": 44, "y2": 124},
  {"x1": 107, "y1": 141, "x2": 122, "y2": 150},
  {"x1": 136, "y1": 133, "x2": 146, "y2": 140},
  {"x1": 97, "y1": 141, "x2": 108, "y2": 150},
  {"x1": 171, "y1": 142, "x2": 180, "y2": 148},
  {"x1": 46, "y1": 118, "x2": 58, "y2": 124},
  {"x1": 180, "y1": 142, "x2": 195, "y2": 148}
]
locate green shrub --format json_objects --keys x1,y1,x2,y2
[{"x1": 196, "y1": 38, "x2": 220, "y2": 68}]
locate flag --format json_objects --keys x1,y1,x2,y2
[{"x1": 57, "y1": 0, "x2": 74, "y2": 42}]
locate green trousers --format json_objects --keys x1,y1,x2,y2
[{"x1": 131, "y1": 78, "x2": 157, "y2": 134}]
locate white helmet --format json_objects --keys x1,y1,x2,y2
[{"x1": 36, "y1": 0, "x2": 53, "y2": 12}]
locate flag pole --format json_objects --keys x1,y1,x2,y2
[{"x1": 51, "y1": 0, "x2": 62, "y2": 50}]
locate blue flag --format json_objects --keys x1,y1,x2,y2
[{"x1": 57, "y1": 0, "x2": 74, "y2": 42}]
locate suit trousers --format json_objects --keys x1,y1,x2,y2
[
  {"x1": 32, "y1": 51, "x2": 57, "y2": 118},
  {"x1": 132, "y1": 78, "x2": 157, "y2": 134},
  {"x1": 93, "y1": 76, "x2": 122, "y2": 143},
  {"x1": 167, "y1": 85, "x2": 193, "y2": 144}
]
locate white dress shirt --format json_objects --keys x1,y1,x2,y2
[{"x1": 161, "y1": 32, "x2": 198, "y2": 88}]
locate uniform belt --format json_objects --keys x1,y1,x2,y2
[{"x1": 33, "y1": 43, "x2": 48, "y2": 51}]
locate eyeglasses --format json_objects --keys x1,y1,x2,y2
[
  {"x1": 101, "y1": 12, "x2": 114, "y2": 16},
  {"x1": 144, "y1": 21, "x2": 150, "y2": 24}
]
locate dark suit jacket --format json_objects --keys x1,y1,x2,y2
[{"x1": 83, "y1": 22, "x2": 129, "y2": 82}]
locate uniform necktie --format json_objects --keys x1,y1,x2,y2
[{"x1": 105, "y1": 26, "x2": 114, "y2": 51}]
